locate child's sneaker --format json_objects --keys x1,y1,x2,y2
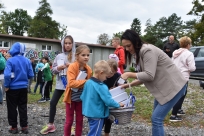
[
  {"x1": 38, "y1": 98, "x2": 46, "y2": 103},
  {"x1": 40, "y1": 124, "x2": 56, "y2": 135},
  {"x1": 169, "y1": 116, "x2": 182, "y2": 122},
  {"x1": 46, "y1": 98, "x2": 50, "y2": 102},
  {"x1": 71, "y1": 126, "x2": 75, "y2": 136},
  {"x1": 21, "y1": 126, "x2": 29, "y2": 134},
  {"x1": 177, "y1": 109, "x2": 185, "y2": 116},
  {"x1": 8, "y1": 127, "x2": 18, "y2": 134}
]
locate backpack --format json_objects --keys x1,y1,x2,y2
[{"x1": 0, "y1": 53, "x2": 6, "y2": 71}]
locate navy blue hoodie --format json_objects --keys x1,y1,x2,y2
[{"x1": 4, "y1": 42, "x2": 34, "y2": 89}]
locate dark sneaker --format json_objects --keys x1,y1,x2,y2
[
  {"x1": 38, "y1": 98, "x2": 46, "y2": 103},
  {"x1": 46, "y1": 98, "x2": 50, "y2": 102},
  {"x1": 21, "y1": 126, "x2": 29, "y2": 134},
  {"x1": 177, "y1": 109, "x2": 185, "y2": 116},
  {"x1": 8, "y1": 127, "x2": 18, "y2": 134},
  {"x1": 170, "y1": 116, "x2": 182, "y2": 122}
]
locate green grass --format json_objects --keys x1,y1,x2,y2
[
  {"x1": 121, "y1": 82, "x2": 204, "y2": 128},
  {"x1": 28, "y1": 76, "x2": 64, "y2": 108}
]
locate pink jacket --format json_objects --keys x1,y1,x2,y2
[{"x1": 172, "y1": 48, "x2": 196, "y2": 81}]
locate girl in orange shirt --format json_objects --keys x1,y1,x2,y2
[{"x1": 63, "y1": 45, "x2": 92, "y2": 136}]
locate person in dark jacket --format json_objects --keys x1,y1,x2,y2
[
  {"x1": 163, "y1": 35, "x2": 179, "y2": 58},
  {"x1": 33, "y1": 59, "x2": 44, "y2": 94}
]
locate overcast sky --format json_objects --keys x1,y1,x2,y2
[{"x1": 2, "y1": 0, "x2": 197, "y2": 44}]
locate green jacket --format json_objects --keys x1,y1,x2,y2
[{"x1": 41, "y1": 63, "x2": 52, "y2": 81}]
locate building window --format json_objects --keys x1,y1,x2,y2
[
  {"x1": 4, "y1": 41, "x2": 10, "y2": 47},
  {"x1": 0, "y1": 41, "x2": 10, "y2": 48},
  {"x1": 42, "y1": 45, "x2": 52, "y2": 51},
  {"x1": 90, "y1": 49, "x2": 93, "y2": 54}
]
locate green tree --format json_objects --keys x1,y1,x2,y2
[
  {"x1": 0, "y1": 2, "x2": 4, "y2": 9},
  {"x1": 112, "y1": 31, "x2": 124, "y2": 39},
  {"x1": 143, "y1": 13, "x2": 183, "y2": 48},
  {"x1": 59, "y1": 24, "x2": 68, "y2": 40},
  {"x1": 187, "y1": 0, "x2": 204, "y2": 45},
  {"x1": 154, "y1": 13, "x2": 183, "y2": 40},
  {"x1": 97, "y1": 33, "x2": 110, "y2": 45},
  {"x1": 142, "y1": 19, "x2": 158, "y2": 45},
  {"x1": 28, "y1": 0, "x2": 60, "y2": 39},
  {"x1": 1, "y1": 9, "x2": 32, "y2": 35},
  {"x1": 130, "y1": 18, "x2": 141, "y2": 35},
  {"x1": 0, "y1": 3, "x2": 7, "y2": 34}
]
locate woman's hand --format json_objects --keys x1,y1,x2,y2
[
  {"x1": 121, "y1": 72, "x2": 130, "y2": 80},
  {"x1": 120, "y1": 83, "x2": 129, "y2": 89}
]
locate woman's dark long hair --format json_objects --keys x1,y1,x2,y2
[{"x1": 121, "y1": 29, "x2": 143, "y2": 65}]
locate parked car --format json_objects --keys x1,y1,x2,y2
[{"x1": 189, "y1": 46, "x2": 204, "y2": 88}]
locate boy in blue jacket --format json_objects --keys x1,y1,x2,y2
[
  {"x1": 80, "y1": 60, "x2": 124, "y2": 136},
  {"x1": 4, "y1": 42, "x2": 34, "y2": 134}
]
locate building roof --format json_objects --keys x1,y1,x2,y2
[{"x1": 0, "y1": 34, "x2": 114, "y2": 49}]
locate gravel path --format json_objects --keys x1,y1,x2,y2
[
  {"x1": 1, "y1": 102, "x2": 204, "y2": 136},
  {"x1": 1, "y1": 81, "x2": 204, "y2": 136}
]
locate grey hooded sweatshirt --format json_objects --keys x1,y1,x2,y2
[{"x1": 51, "y1": 36, "x2": 76, "y2": 90}]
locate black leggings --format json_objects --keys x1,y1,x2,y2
[
  {"x1": 103, "y1": 118, "x2": 112, "y2": 133},
  {"x1": 172, "y1": 82, "x2": 188, "y2": 115},
  {"x1": 49, "y1": 89, "x2": 64, "y2": 123}
]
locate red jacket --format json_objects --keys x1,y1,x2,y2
[{"x1": 114, "y1": 46, "x2": 125, "y2": 73}]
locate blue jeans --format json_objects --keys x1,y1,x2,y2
[
  {"x1": 33, "y1": 82, "x2": 43, "y2": 93},
  {"x1": 152, "y1": 84, "x2": 187, "y2": 136},
  {"x1": 87, "y1": 118, "x2": 104, "y2": 136}
]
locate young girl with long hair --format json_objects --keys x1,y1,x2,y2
[{"x1": 40, "y1": 35, "x2": 76, "y2": 134}]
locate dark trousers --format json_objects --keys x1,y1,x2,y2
[
  {"x1": 33, "y1": 82, "x2": 44, "y2": 93},
  {"x1": 6, "y1": 88, "x2": 28, "y2": 128},
  {"x1": 49, "y1": 89, "x2": 64, "y2": 123},
  {"x1": 103, "y1": 118, "x2": 112, "y2": 133},
  {"x1": 172, "y1": 82, "x2": 188, "y2": 115},
  {"x1": 42, "y1": 81, "x2": 52, "y2": 99}
]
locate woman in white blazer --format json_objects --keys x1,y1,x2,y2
[{"x1": 120, "y1": 29, "x2": 187, "y2": 136}]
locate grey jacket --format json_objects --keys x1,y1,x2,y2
[
  {"x1": 51, "y1": 36, "x2": 76, "y2": 90},
  {"x1": 137, "y1": 44, "x2": 187, "y2": 105}
]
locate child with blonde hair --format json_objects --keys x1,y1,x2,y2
[
  {"x1": 103, "y1": 59, "x2": 122, "y2": 136},
  {"x1": 80, "y1": 60, "x2": 124, "y2": 136},
  {"x1": 63, "y1": 45, "x2": 92, "y2": 136}
]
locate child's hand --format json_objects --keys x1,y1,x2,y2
[
  {"x1": 5, "y1": 88, "x2": 9, "y2": 91},
  {"x1": 119, "y1": 102, "x2": 124, "y2": 107},
  {"x1": 65, "y1": 63, "x2": 70, "y2": 67},
  {"x1": 57, "y1": 65, "x2": 66, "y2": 70}
]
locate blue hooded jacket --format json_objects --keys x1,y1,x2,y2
[{"x1": 4, "y1": 42, "x2": 34, "y2": 89}]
